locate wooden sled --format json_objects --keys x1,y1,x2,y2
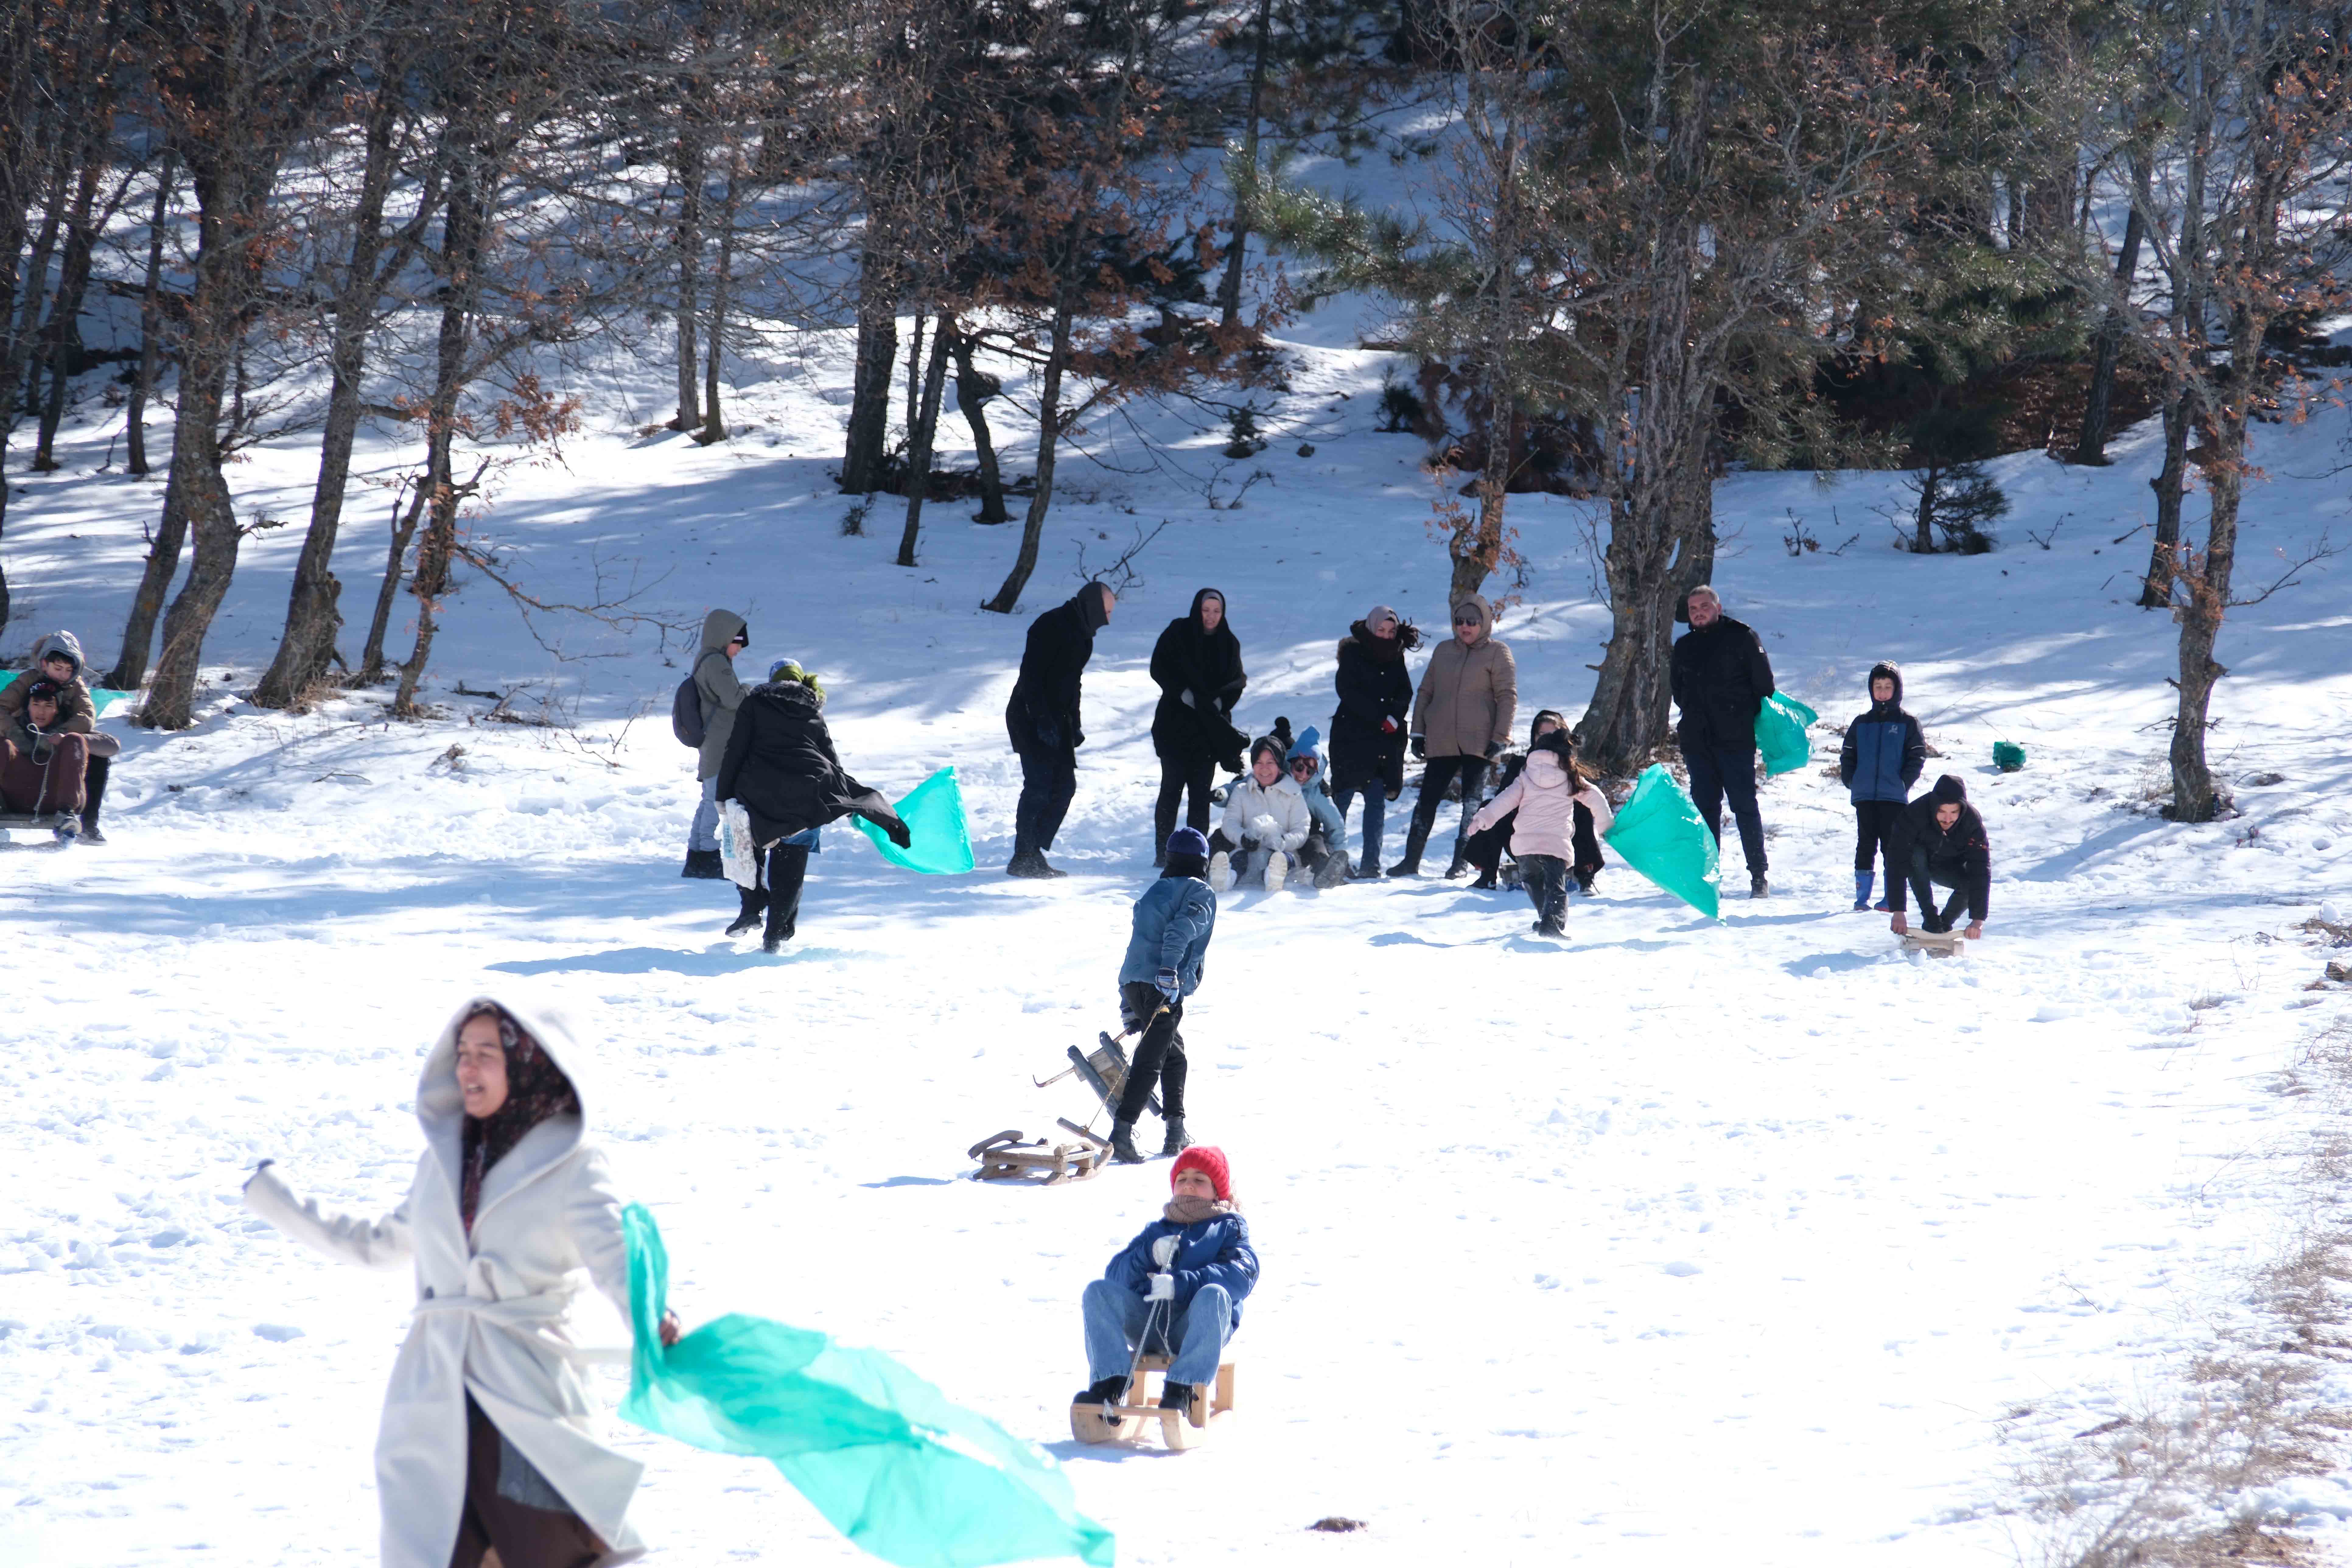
[
  {"x1": 968, "y1": 1120, "x2": 1111, "y2": 1185},
  {"x1": 1032, "y1": 1032, "x2": 1164, "y2": 1120},
  {"x1": 1069, "y1": 1353, "x2": 1237, "y2": 1450},
  {"x1": 1901, "y1": 928, "x2": 1967, "y2": 958},
  {"x1": 0, "y1": 812, "x2": 76, "y2": 849}
]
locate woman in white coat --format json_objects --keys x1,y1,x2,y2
[
  {"x1": 1208, "y1": 734, "x2": 1312, "y2": 891},
  {"x1": 244, "y1": 994, "x2": 679, "y2": 1568}
]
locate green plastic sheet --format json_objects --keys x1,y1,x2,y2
[
  {"x1": 1993, "y1": 740, "x2": 2026, "y2": 772},
  {"x1": 621, "y1": 1204, "x2": 1113, "y2": 1568},
  {"x1": 853, "y1": 766, "x2": 975, "y2": 874},
  {"x1": 1601, "y1": 765, "x2": 1721, "y2": 919},
  {"x1": 0, "y1": 668, "x2": 132, "y2": 716},
  {"x1": 1754, "y1": 692, "x2": 1817, "y2": 779}
]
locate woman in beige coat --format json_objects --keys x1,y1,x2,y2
[
  {"x1": 1395, "y1": 593, "x2": 1517, "y2": 877},
  {"x1": 244, "y1": 994, "x2": 678, "y2": 1568}
]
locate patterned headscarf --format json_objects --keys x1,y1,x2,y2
[{"x1": 457, "y1": 1002, "x2": 581, "y2": 1229}]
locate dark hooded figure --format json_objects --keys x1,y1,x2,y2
[
  {"x1": 718, "y1": 659, "x2": 911, "y2": 951},
  {"x1": 1328, "y1": 604, "x2": 1420, "y2": 878},
  {"x1": 1668, "y1": 584, "x2": 1776, "y2": 897},
  {"x1": 1889, "y1": 774, "x2": 1990, "y2": 937},
  {"x1": 1148, "y1": 588, "x2": 1247, "y2": 863},
  {"x1": 1838, "y1": 660, "x2": 1927, "y2": 911},
  {"x1": 1005, "y1": 581, "x2": 1115, "y2": 877}
]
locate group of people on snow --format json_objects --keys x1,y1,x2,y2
[{"x1": 1, "y1": 628, "x2": 117, "y2": 842}]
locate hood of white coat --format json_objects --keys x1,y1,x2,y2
[{"x1": 415, "y1": 989, "x2": 599, "y2": 1188}]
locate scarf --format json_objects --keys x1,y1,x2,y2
[
  {"x1": 457, "y1": 1006, "x2": 581, "y2": 1230},
  {"x1": 1162, "y1": 1195, "x2": 1239, "y2": 1225}
]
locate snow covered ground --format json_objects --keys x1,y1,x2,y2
[{"x1": 3, "y1": 323, "x2": 2352, "y2": 1568}]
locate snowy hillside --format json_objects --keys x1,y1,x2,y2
[{"x1": 3, "y1": 320, "x2": 2352, "y2": 1568}]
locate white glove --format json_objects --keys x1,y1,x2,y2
[
  {"x1": 1146, "y1": 1272, "x2": 1175, "y2": 1302},
  {"x1": 1151, "y1": 1235, "x2": 1180, "y2": 1268}
]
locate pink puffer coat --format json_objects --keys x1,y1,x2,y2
[{"x1": 1466, "y1": 749, "x2": 1614, "y2": 861}]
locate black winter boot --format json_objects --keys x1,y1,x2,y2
[
  {"x1": 1075, "y1": 1376, "x2": 1129, "y2": 1412},
  {"x1": 1159, "y1": 1381, "x2": 1197, "y2": 1420},
  {"x1": 1160, "y1": 1117, "x2": 1193, "y2": 1156},
  {"x1": 1444, "y1": 849, "x2": 1470, "y2": 879},
  {"x1": 762, "y1": 845, "x2": 808, "y2": 950},
  {"x1": 725, "y1": 884, "x2": 767, "y2": 936},
  {"x1": 79, "y1": 754, "x2": 109, "y2": 844},
  {"x1": 1387, "y1": 816, "x2": 1432, "y2": 878},
  {"x1": 682, "y1": 848, "x2": 724, "y2": 879},
  {"x1": 1108, "y1": 1119, "x2": 1146, "y2": 1164}
]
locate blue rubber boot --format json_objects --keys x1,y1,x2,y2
[{"x1": 1853, "y1": 870, "x2": 1874, "y2": 912}]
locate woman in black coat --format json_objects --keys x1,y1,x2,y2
[
  {"x1": 716, "y1": 660, "x2": 909, "y2": 952},
  {"x1": 1147, "y1": 588, "x2": 1247, "y2": 863},
  {"x1": 1328, "y1": 604, "x2": 1419, "y2": 879}
]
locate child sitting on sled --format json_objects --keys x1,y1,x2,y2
[
  {"x1": 1108, "y1": 827, "x2": 1218, "y2": 1164},
  {"x1": 1075, "y1": 1147, "x2": 1258, "y2": 1426}
]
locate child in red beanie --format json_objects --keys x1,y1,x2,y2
[{"x1": 1074, "y1": 1147, "x2": 1259, "y2": 1425}]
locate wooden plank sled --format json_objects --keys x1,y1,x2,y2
[
  {"x1": 1901, "y1": 928, "x2": 1966, "y2": 957},
  {"x1": 1069, "y1": 1354, "x2": 1237, "y2": 1449},
  {"x1": 968, "y1": 1120, "x2": 1111, "y2": 1185}
]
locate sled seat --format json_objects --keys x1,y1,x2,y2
[
  {"x1": 1070, "y1": 1353, "x2": 1237, "y2": 1450},
  {"x1": 968, "y1": 1121, "x2": 1110, "y2": 1185}
]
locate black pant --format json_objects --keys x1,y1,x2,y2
[
  {"x1": 1905, "y1": 846, "x2": 1971, "y2": 933},
  {"x1": 1115, "y1": 981, "x2": 1187, "y2": 1124},
  {"x1": 1853, "y1": 799, "x2": 1904, "y2": 878},
  {"x1": 1013, "y1": 744, "x2": 1077, "y2": 860},
  {"x1": 1154, "y1": 755, "x2": 1214, "y2": 852},
  {"x1": 1521, "y1": 853, "x2": 1570, "y2": 928},
  {"x1": 449, "y1": 1395, "x2": 606, "y2": 1568},
  {"x1": 763, "y1": 843, "x2": 808, "y2": 944},
  {"x1": 1405, "y1": 755, "x2": 1487, "y2": 865},
  {"x1": 1462, "y1": 813, "x2": 1513, "y2": 878},
  {"x1": 1685, "y1": 745, "x2": 1766, "y2": 876}
]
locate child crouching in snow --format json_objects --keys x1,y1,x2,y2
[
  {"x1": 1208, "y1": 732, "x2": 1311, "y2": 892},
  {"x1": 1075, "y1": 1147, "x2": 1258, "y2": 1426},
  {"x1": 1465, "y1": 728, "x2": 1613, "y2": 938},
  {"x1": 1109, "y1": 827, "x2": 1218, "y2": 1164}
]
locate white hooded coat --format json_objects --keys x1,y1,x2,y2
[
  {"x1": 1467, "y1": 749, "x2": 1615, "y2": 861},
  {"x1": 1219, "y1": 769, "x2": 1311, "y2": 856},
  {"x1": 243, "y1": 994, "x2": 645, "y2": 1568}
]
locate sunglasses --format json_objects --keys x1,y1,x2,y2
[
  {"x1": 1288, "y1": 758, "x2": 1315, "y2": 773},
  {"x1": 1454, "y1": 617, "x2": 1480, "y2": 627}
]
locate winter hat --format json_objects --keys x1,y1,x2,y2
[
  {"x1": 22, "y1": 678, "x2": 62, "y2": 709},
  {"x1": 767, "y1": 659, "x2": 826, "y2": 700},
  {"x1": 1166, "y1": 826, "x2": 1210, "y2": 861},
  {"x1": 1866, "y1": 661, "x2": 1904, "y2": 704},
  {"x1": 1930, "y1": 774, "x2": 1968, "y2": 806},
  {"x1": 1170, "y1": 1145, "x2": 1231, "y2": 1202},
  {"x1": 1080, "y1": 581, "x2": 1114, "y2": 632}
]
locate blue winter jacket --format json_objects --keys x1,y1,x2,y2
[
  {"x1": 1105, "y1": 1211, "x2": 1259, "y2": 1325},
  {"x1": 1118, "y1": 874, "x2": 1216, "y2": 994},
  {"x1": 1841, "y1": 706, "x2": 1927, "y2": 804},
  {"x1": 1287, "y1": 726, "x2": 1346, "y2": 844}
]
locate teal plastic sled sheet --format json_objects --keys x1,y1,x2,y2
[
  {"x1": 1602, "y1": 764, "x2": 1721, "y2": 919},
  {"x1": 622, "y1": 1204, "x2": 1114, "y2": 1568},
  {"x1": 1754, "y1": 692, "x2": 1817, "y2": 779},
  {"x1": 854, "y1": 766, "x2": 976, "y2": 875},
  {"x1": 0, "y1": 667, "x2": 132, "y2": 716}
]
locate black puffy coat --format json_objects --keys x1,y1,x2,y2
[
  {"x1": 716, "y1": 680, "x2": 903, "y2": 849},
  {"x1": 1149, "y1": 589, "x2": 1247, "y2": 770},
  {"x1": 1889, "y1": 775, "x2": 1991, "y2": 922},
  {"x1": 1670, "y1": 615, "x2": 1776, "y2": 756},
  {"x1": 1005, "y1": 586, "x2": 1108, "y2": 754},
  {"x1": 1329, "y1": 621, "x2": 1416, "y2": 796}
]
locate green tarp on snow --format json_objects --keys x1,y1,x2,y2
[
  {"x1": 621, "y1": 1204, "x2": 1113, "y2": 1568},
  {"x1": 1754, "y1": 692, "x2": 1817, "y2": 779},
  {"x1": 0, "y1": 668, "x2": 132, "y2": 716},
  {"x1": 1602, "y1": 764, "x2": 1721, "y2": 919},
  {"x1": 852, "y1": 766, "x2": 975, "y2": 875}
]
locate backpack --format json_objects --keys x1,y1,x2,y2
[{"x1": 671, "y1": 671, "x2": 704, "y2": 748}]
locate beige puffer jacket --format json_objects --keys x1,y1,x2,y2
[{"x1": 1410, "y1": 594, "x2": 1517, "y2": 758}]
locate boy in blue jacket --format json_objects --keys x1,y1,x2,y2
[
  {"x1": 1838, "y1": 661, "x2": 1927, "y2": 912},
  {"x1": 1075, "y1": 1146, "x2": 1259, "y2": 1425},
  {"x1": 1109, "y1": 827, "x2": 1218, "y2": 1163}
]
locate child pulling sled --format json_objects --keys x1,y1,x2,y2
[{"x1": 1107, "y1": 827, "x2": 1219, "y2": 1164}]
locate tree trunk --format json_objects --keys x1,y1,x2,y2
[
  {"x1": 840, "y1": 249, "x2": 898, "y2": 491},
  {"x1": 2074, "y1": 203, "x2": 2145, "y2": 466},
  {"x1": 2142, "y1": 387, "x2": 2186, "y2": 607},
  {"x1": 394, "y1": 177, "x2": 484, "y2": 718},
  {"x1": 983, "y1": 300, "x2": 1073, "y2": 613},
  {"x1": 107, "y1": 474, "x2": 190, "y2": 691},
  {"x1": 951, "y1": 328, "x2": 1009, "y2": 524},
  {"x1": 359, "y1": 477, "x2": 425, "y2": 685},
  {"x1": 696, "y1": 172, "x2": 735, "y2": 446},
  {"x1": 895, "y1": 318, "x2": 952, "y2": 567},
  {"x1": 32, "y1": 155, "x2": 105, "y2": 472},
  {"x1": 126, "y1": 153, "x2": 174, "y2": 478},
  {"x1": 1913, "y1": 460, "x2": 1939, "y2": 554},
  {"x1": 1447, "y1": 360, "x2": 1513, "y2": 602},
  {"x1": 905, "y1": 309, "x2": 926, "y2": 439},
  {"x1": 2166, "y1": 378, "x2": 2245, "y2": 823},
  {"x1": 255, "y1": 92, "x2": 403, "y2": 710},
  {"x1": 1216, "y1": 0, "x2": 1274, "y2": 333},
  {"x1": 670, "y1": 129, "x2": 704, "y2": 432}
]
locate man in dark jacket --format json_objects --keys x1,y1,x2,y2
[
  {"x1": 1838, "y1": 661, "x2": 1927, "y2": 912},
  {"x1": 1669, "y1": 584, "x2": 1776, "y2": 897},
  {"x1": 1889, "y1": 774, "x2": 1990, "y2": 938},
  {"x1": 1005, "y1": 581, "x2": 1114, "y2": 877},
  {"x1": 716, "y1": 660, "x2": 909, "y2": 951}
]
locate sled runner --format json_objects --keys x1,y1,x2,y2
[
  {"x1": 1900, "y1": 928, "x2": 1967, "y2": 958},
  {"x1": 968, "y1": 1122, "x2": 1112, "y2": 1185},
  {"x1": 1068, "y1": 1353, "x2": 1237, "y2": 1450}
]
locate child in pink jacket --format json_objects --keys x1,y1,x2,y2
[{"x1": 1466, "y1": 729, "x2": 1613, "y2": 938}]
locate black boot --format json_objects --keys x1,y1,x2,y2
[
  {"x1": 725, "y1": 884, "x2": 767, "y2": 937},
  {"x1": 1750, "y1": 873, "x2": 1771, "y2": 898},
  {"x1": 682, "y1": 848, "x2": 724, "y2": 879},
  {"x1": 1159, "y1": 1381, "x2": 1197, "y2": 1420},
  {"x1": 1160, "y1": 1116, "x2": 1193, "y2": 1156},
  {"x1": 762, "y1": 845, "x2": 807, "y2": 951},
  {"x1": 1387, "y1": 816, "x2": 1432, "y2": 878},
  {"x1": 1444, "y1": 849, "x2": 1470, "y2": 879},
  {"x1": 1108, "y1": 1119, "x2": 1146, "y2": 1164},
  {"x1": 1074, "y1": 1376, "x2": 1129, "y2": 1412},
  {"x1": 79, "y1": 754, "x2": 109, "y2": 844},
  {"x1": 1469, "y1": 868, "x2": 1498, "y2": 891}
]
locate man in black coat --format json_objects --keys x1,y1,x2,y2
[
  {"x1": 1888, "y1": 774, "x2": 1990, "y2": 939},
  {"x1": 1005, "y1": 581, "x2": 1114, "y2": 877},
  {"x1": 1668, "y1": 584, "x2": 1776, "y2": 897}
]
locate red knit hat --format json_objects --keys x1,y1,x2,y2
[{"x1": 1170, "y1": 1146, "x2": 1231, "y2": 1201}]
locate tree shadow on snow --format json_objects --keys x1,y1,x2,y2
[{"x1": 487, "y1": 943, "x2": 863, "y2": 976}]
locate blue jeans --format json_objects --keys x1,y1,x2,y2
[
  {"x1": 1082, "y1": 1277, "x2": 1232, "y2": 1388},
  {"x1": 1331, "y1": 785, "x2": 1385, "y2": 869},
  {"x1": 689, "y1": 775, "x2": 720, "y2": 852}
]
